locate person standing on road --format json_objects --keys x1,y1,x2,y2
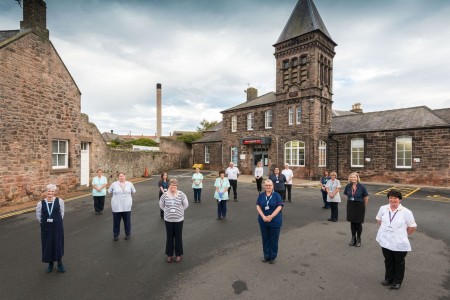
[
  {"x1": 92, "y1": 169, "x2": 107, "y2": 215},
  {"x1": 159, "y1": 178, "x2": 189, "y2": 263},
  {"x1": 214, "y1": 170, "x2": 230, "y2": 220},
  {"x1": 281, "y1": 163, "x2": 293, "y2": 202},
  {"x1": 256, "y1": 179, "x2": 283, "y2": 264},
  {"x1": 376, "y1": 190, "x2": 417, "y2": 290},
  {"x1": 192, "y1": 168, "x2": 203, "y2": 203},
  {"x1": 325, "y1": 171, "x2": 341, "y2": 222},
  {"x1": 254, "y1": 161, "x2": 264, "y2": 193},
  {"x1": 225, "y1": 162, "x2": 240, "y2": 201},
  {"x1": 36, "y1": 184, "x2": 66, "y2": 273},
  {"x1": 108, "y1": 172, "x2": 136, "y2": 241},
  {"x1": 343, "y1": 172, "x2": 369, "y2": 247},
  {"x1": 269, "y1": 167, "x2": 287, "y2": 201},
  {"x1": 320, "y1": 169, "x2": 331, "y2": 209},
  {"x1": 158, "y1": 172, "x2": 169, "y2": 219}
]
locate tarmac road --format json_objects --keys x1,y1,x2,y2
[{"x1": 0, "y1": 172, "x2": 449, "y2": 300}]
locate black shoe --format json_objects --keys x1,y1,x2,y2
[
  {"x1": 216, "y1": 217, "x2": 221, "y2": 220},
  {"x1": 194, "y1": 201, "x2": 197, "y2": 203},
  {"x1": 269, "y1": 259, "x2": 275, "y2": 264},
  {"x1": 114, "y1": 236, "x2": 119, "y2": 241},
  {"x1": 327, "y1": 218, "x2": 333, "y2": 221},
  {"x1": 57, "y1": 263, "x2": 66, "y2": 273},
  {"x1": 332, "y1": 219, "x2": 337, "y2": 222},
  {"x1": 47, "y1": 263, "x2": 54, "y2": 273},
  {"x1": 125, "y1": 236, "x2": 130, "y2": 240},
  {"x1": 262, "y1": 257, "x2": 269, "y2": 262},
  {"x1": 355, "y1": 237, "x2": 361, "y2": 247},
  {"x1": 95, "y1": 212, "x2": 99, "y2": 215},
  {"x1": 349, "y1": 235, "x2": 356, "y2": 246},
  {"x1": 234, "y1": 199, "x2": 238, "y2": 202},
  {"x1": 198, "y1": 201, "x2": 201, "y2": 203},
  {"x1": 390, "y1": 283, "x2": 401, "y2": 290},
  {"x1": 382, "y1": 279, "x2": 393, "y2": 286}
]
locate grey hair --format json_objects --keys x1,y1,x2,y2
[{"x1": 46, "y1": 184, "x2": 57, "y2": 191}]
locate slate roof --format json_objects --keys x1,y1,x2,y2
[
  {"x1": 193, "y1": 129, "x2": 223, "y2": 144},
  {"x1": 101, "y1": 132, "x2": 122, "y2": 143},
  {"x1": 432, "y1": 108, "x2": 450, "y2": 124},
  {"x1": 221, "y1": 92, "x2": 276, "y2": 113},
  {"x1": 331, "y1": 106, "x2": 450, "y2": 134},
  {"x1": 275, "y1": 0, "x2": 335, "y2": 45},
  {"x1": 332, "y1": 110, "x2": 356, "y2": 117},
  {"x1": 0, "y1": 30, "x2": 20, "y2": 43}
]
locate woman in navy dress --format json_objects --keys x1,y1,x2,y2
[
  {"x1": 256, "y1": 179, "x2": 284, "y2": 264},
  {"x1": 36, "y1": 184, "x2": 65, "y2": 273},
  {"x1": 158, "y1": 172, "x2": 169, "y2": 219}
]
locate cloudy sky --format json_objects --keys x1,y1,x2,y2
[{"x1": 1, "y1": 0, "x2": 449, "y2": 136}]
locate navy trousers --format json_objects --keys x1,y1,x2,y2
[
  {"x1": 330, "y1": 202, "x2": 338, "y2": 220},
  {"x1": 382, "y1": 247, "x2": 407, "y2": 284},
  {"x1": 193, "y1": 188, "x2": 202, "y2": 202},
  {"x1": 113, "y1": 211, "x2": 131, "y2": 237},
  {"x1": 228, "y1": 179, "x2": 238, "y2": 199},
  {"x1": 93, "y1": 196, "x2": 105, "y2": 212},
  {"x1": 217, "y1": 200, "x2": 227, "y2": 218},
  {"x1": 259, "y1": 223, "x2": 281, "y2": 260},
  {"x1": 321, "y1": 190, "x2": 329, "y2": 207}
]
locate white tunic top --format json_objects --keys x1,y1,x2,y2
[
  {"x1": 281, "y1": 169, "x2": 293, "y2": 185},
  {"x1": 226, "y1": 166, "x2": 240, "y2": 180},
  {"x1": 108, "y1": 181, "x2": 136, "y2": 212},
  {"x1": 254, "y1": 167, "x2": 263, "y2": 178},
  {"x1": 376, "y1": 204, "x2": 417, "y2": 252},
  {"x1": 325, "y1": 179, "x2": 341, "y2": 202}
]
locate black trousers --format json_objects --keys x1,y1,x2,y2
[
  {"x1": 275, "y1": 190, "x2": 285, "y2": 201},
  {"x1": 165, "y1": 221, "x2": 184, "y2": 257},
  {"x1": 330, "y1": 202, "x2": 338, "y2": 220},
  {"x1": 93, "y1": 196, "x2": 105, "y2": 212},
  {"x1": 283, "y1": 184, "x2": 292, "y2": 201},
  {"x1": 255, "y1": 177, "x2": 263, "y2": 192},
  {"x1": 228, "y1": 179, "x2": 238, "y2": 199},
  {"x1": 382, "y1": 247, "x2": 407, "y2": 284}
]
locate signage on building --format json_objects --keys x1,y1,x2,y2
[{"x1": 240, "y1": 137, "x2": 272, "y2": 145}]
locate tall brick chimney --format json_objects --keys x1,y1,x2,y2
[
  {"x1": 246, "y1": 87, "x2": 258, "y2": 102},
  {"x1": 156, "y1": 83, "x2": 162, "y2": 142},
  {"x1": 20, "y1": 0, "x2": 49, "y2": 39}
]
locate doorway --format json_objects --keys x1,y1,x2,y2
[{"x1": 253, "y1": 145, "x2": 269, "y2": 177}]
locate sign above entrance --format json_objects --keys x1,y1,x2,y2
[{"x1": 240, "y1": 137, "x2": 272, "y2": 145}]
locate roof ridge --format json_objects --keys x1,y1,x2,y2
[{"x1": 333, "y1": 105, "x2": 430, "y2": 118}]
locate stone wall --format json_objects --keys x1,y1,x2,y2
[
  {"x1": 192, "y1": 142, "x2": 223, "y2": 171},
  {"x1": 328, "y1": 128, "x2": 450, "y2": 186}
]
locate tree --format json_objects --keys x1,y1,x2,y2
[
  {"x1": 176, "y1": 132, "x2": 202, "y2": 144},
  {"x1": 196, "y1": 119, "x2": 219, "y2": 132}
]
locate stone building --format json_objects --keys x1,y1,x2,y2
[
  {"x1": 0, "y1": 0, "x2": 191, "y2": 205},
  {"x1": 192, "y1": 0, "x2": 449, "y2": 186}
]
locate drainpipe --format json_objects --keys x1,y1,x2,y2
[{"x1": 328, "y1": 133, "x2": 339, "y2": 176}]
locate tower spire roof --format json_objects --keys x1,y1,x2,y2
[{"x1": 275, "y1": 0, "x2": 335, "y2": 45}]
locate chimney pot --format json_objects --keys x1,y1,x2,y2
[{"x1": 246, "y1": 87, "x2": 258, "y2": 102}]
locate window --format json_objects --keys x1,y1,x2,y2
[
  {"x1": 288, "y1": 107, "x2": 293, "y2": 125},
  {"x1": 52, "y1": 140, "x2": 68, "y2": 169},
  {"x1": 300, "y1": 55, "x2": 307, "y2": 65},
  {"x1": 284, "y1": 140, "x2": 305, "y2": 166},
  {"x1": 205, "y1": 145, "x2": 210, "y2": 163},
  {"x1": 283, "y1": 60, "x2": 289, "y2": 69},
  {"x1": 396, "y1": 136, "x2": 412, "y2": 168},
  {"x1": 351, "y1": 138, "x2": 364, "y2": 167},
  {"x1": 231, "y1": 115, "x2": 237, "y2": 132},
  {"x1": 319, "y1": 141, "x2": 326, "y2": 167},
  {"x1": 247, "y1": 113, "x2": 254, "y2": 130},
  {"x1": 231, "y1": 146, "x2": 238, "y2": 165},
  {"x1": 265, "y1": 110, "x2": 273, "y2": 129},
  {"x1": 296, "y1": 106, "x2": 301, "y2": 124}
]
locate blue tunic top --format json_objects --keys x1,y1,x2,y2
[
  {"x1": 343, "y1": 183, "x2": 369, "y2": 201},
  {"x1": 39, "y1": 199, "x2": 64, "y2": 263},
  {"x1": 256, "y1": 192, "x2": 284, "y2": 227},
  {"x1": 268, "y1": 174, "x2": 287, "y2": 192}
]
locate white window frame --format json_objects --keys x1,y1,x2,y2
[
  {"x1": 296, "y1": 106, "x2": 301, "y2": 124},
  {"x1": 396, "y1": 136, "x2": 412, "y2": 169},
  {"x1": 205, "y1": 145, "x2": 210, "y2": 163},
  {"x1": 52, "y1": 139, "x2": 69, "y2": 169},
  {"x1": 231, "y1": 115, "x2": 237, "y2": 132},
  {"x1": 247, "y1": 113, "x2": 254, "y2": 131},
  {"x1": 284, "y1": 140, "x2": 305, "y2": 166},
  {"x1": 318, "y1": 140, "x2": 326, "y2": 167},
  {"x1": 288, "y1": 107, "x2": 293, "y2": 125},
  {"x1": 265, "y1": 110, "x2": 273, "y2": 129},
  {"x1": 351, "y1": 138, "x2": 364, "y2": 167}
]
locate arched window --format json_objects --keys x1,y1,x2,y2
[
  {"x1": 284, "y1": 141, "x2": 305, "y2": 166},
  {"x1": 318, "y1": 141, "x2": 326, "y2": 167},
  {"x1": 351, "y1": 138, "x2": 364, "y2": 167},
  {"x1": 396, "y1": 136, "x2": 412, "y2": 168}
]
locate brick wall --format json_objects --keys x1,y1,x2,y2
[{"x1": 328, "y1": 128, "x2": 450, "y2": 186}]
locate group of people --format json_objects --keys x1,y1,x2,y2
[
  {"x1": 256, "y1": 162, "x2": 294, "y2": 202},
  {"x1": 36, "y1": 167, "x2": 417, "y2": 290}
]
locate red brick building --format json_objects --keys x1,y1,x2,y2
[{"x1": 192, "y1": 0, "x2": 450, "y2": 186}]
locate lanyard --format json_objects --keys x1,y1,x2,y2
[
  {"x1": 351, "y1": 184, "x2": 358, "y2": 197},
  {"x1": 388, "y1": 210, "x2": 398, "y2": 226},
  {"x1": 45, "y1": 200, "x2": 55, "y2": 218},
  {"x1": 265, "y1": 193, "x2": 273, "y2": 207}
]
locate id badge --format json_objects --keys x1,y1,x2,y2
[
  {"x1": 265, "y1": 206, "x2": 269, "y2": 210},
  {"x1": 47, "y1": 219, "x2": 53, "y2": 223},
  {"x1": 276, "y1": 181, "x2": 279, "y2": 183},
  {"x1": 350, "y1": 197, "x2": 354, "y2": 201},
  {"x1": 387, "y1": 226, "x2": 394, "y2": 232},
  {"x1": 122, "y1": 194, "x2": 126, "y2": 198},
  {"x1": 170, "y1": 208, "x2": 176, "y2": 213}
]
